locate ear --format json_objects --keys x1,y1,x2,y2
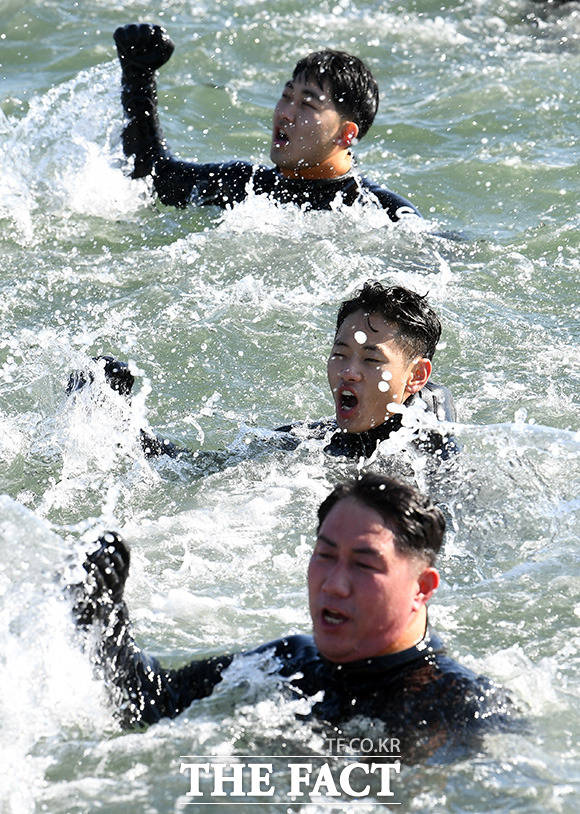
[
  {"x1": 405, "y1": 357, "x2": 431, "y2": 396},
  {"x1": 337, "y1": 120, "x2": 359, "y2": 148},
  {"x1": 415, "y1": 567, "x2": 439, "y2": 607}
]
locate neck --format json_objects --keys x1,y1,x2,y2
[
  {"x1": 338, "y1": 412, "x2": 401, "y2": 437},
  {"x1": 382, "y1": 608, "x2": 428, "y2": 656},
  {"x1": 279, "y1": 150, "x2": 352, "y2": 180}
]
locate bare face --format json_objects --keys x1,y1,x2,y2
[
  {"x1": 327, "y1": 309, "x2": 428, "y2": 434},
  {"x1": 308, "y1": 498, "x2": 436, "y2": 663},
  {"x1": 270, "y1": 74, "x2": 347, "y2": 174}
]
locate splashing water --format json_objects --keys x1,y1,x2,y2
[{"x1": 0, "y1": 0, "x2": 579, "y2": 812}]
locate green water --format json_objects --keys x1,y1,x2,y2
[{"x1": 1, "y1": 1, "x2": 579, "y2": 812}]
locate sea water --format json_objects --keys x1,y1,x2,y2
[{"x1": 0, "y1": 1, "x2": 578, "y2": 812}]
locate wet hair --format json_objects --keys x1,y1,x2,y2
[
  {"x1": 292, "y1": 50, "x2": 379, "y2": 140},
  {"x1": 317, "y1": 473, "x2": 445, "y2": 566},
  {"x1": 335, "y1": 281, "x2": 442, "y2": 361}
]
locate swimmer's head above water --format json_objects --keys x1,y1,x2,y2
[
  {"x1": 327, "y1": 282, "x2": 442, "y2": 434},
  {"x1": 65, "y1": 281, "x2": 446, "y2": 450},
  {"x1": 309, "y1": 472, "x2": 443, "y2": 662},
  {"x1": 270, "y1": 50, "x2": 379, "y2": 180}
]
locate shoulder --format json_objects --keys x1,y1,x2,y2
[
  {"x1": 356, "y1": 175, "x2": 422, "y2": 220},
  {"x1": 413, "y1": 382, "x2": 459, "y2": 458},
  {"x1": 248, "y1": 634, "x2": 319, "y2": 670},
  {"x1": 153, "y1": 158, "x2": 260, "y2": 207},
  {"x1": 195, "y1": 159, "x2": 258, "y2": 187},
  {"x1": 401, "y1": 626, "x2": 517, "y2": 724},
  {"x1": 417, "y1": 381, "x2": 457, "y2": 422},
  {"x1": 222, "y1": 160, "x2": 266, "y2": 177},
  {"x1": 274, "y1": 419, "x2": 333, "y2": 437},
  {"x1": 386, "y1": 651, "x2": 522, "y2": 760},
  {"x1": 272, "y1": 419, "x2": 336, "y2": 452},
  {"x1": 428, "y1": 654, "x2": 518, "y2": 728}
]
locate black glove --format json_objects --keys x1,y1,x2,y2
[
  {"x1": 101, "y1": 356, "x2": 135, "y2": 397},
  {"x1": 66, "y1": 355, "x2": 135, "y2": 398},
  {"x1": 114, "y1": 23, "x2": 175, "y2": 74},
  {"x1": 84, "y1": 531, "x2": 131, "y2": 605},
  {"x1": 69, "y1": 531, "x2": 131, "y2": 627}
]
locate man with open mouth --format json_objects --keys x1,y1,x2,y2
[
  {"x1": 112, "y1": 23, "x2": 420, "y2": 219},
  {"x1": 277, "y1": 280, "x2": 457, "y2": 459},
  {"x1": 67, "y1": 473, "x2": 518, "y2": 759},
  {"x1": 67, "y1": 282, "x2": 456, "y2": 464}
]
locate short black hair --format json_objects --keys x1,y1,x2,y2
[
  {"x1": 292, "y1": 50, "x2": 379, "y2": 140},
  {"x1": 335, "y1": 281, "x2": 442, "y2": 361},
  {"x1": 317, "y1": 473, "x2": 445, "y2": 566}
]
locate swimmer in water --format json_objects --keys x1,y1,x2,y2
[
  {"x1": 112, "y1": 23, "x2": 420, "y2": 219},
  {"x1": 277, "y1": 280, "x2": 457, "y2": 459},
  {"x1": 67, "y1": 473, "x2": 518, "y2": 758},
  {"x1": 68, "y1": 282, "x2": 457, "y2": 464}
]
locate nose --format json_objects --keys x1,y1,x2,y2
[
  {"x1": 322, "y1": 562, "x2": 351, "y2": 598},
  {"x1": 340, "y1": 361, "x2": 363, "y2": 382},
  {"x1": 277, "y1": 98, "x2": 295, "y2": 124}
]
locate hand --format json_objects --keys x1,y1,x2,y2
[
  {"x1": 66, "y1": 355, "x2": 134, "y2": 398},
  {"x1": 68, "y1": 532, "x2": 131, "y2": 627},
  {"x1": 100, "y1": 356, "x2": 135, "y2": 397},
  {"x1": 114, "y1": 23, "x2": 175, "y2": 73},
  {"x1": 83, "y1": 531, "x2": 131, "y2": 606}
]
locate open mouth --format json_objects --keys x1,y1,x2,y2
[
  {"x1": 322, "y1": 609, "x2": 349, "y2": 626},
  {"x1": 339, "y1": 389, "x2": 359, "y2": 413},
  {"x1": 274, "y1": 127, "x2": 290, "y2": 146}
]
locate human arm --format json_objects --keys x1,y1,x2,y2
[
  {"x1": 65, "y1": 355, "x2": 190, "y2": 459},
  {"x1": 65, "y1": 355, "x2": 300, "y2": 469},
  {"x1": 113, "y1": 23, "x2": 174, "y2": 179},
  {"x1": 68, "y1": 533, "x2": 234, "y2": 727},
  {"x1": 113, "y1": 24, "x2": 255, "y2": 207}
]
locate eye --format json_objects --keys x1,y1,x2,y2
[{"x1": 330, "y1": 351, "x2": 344, "y2": 359}]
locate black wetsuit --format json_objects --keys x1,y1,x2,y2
[
  {"x1": 70, "y1": 527, "x2": 518, "y2": 761},
  {"x1": 276, "y1": 381, "x2": 458, "y2": 460},
  {"x1": 141, "y1": 380, "x2": 458, "y2": 463},
  {"x1": 80, "y1": 597, "x2": 516, "y2": 759},
  {"x1": 150, "y1": 156, "x2": 420, "y2": 218},
  {"x1": 117, "y1": 29, "x2": 420, "y2": 218}
]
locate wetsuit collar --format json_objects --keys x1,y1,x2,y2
[
  {"x1": 319, "y1": 625, "x2": 445, "y2": 680},
  {"x1": 273, "y1": 165, "x2": 355, "y2": 184},
  {"x1": 325, "y1": 412, "x2": 404, "y2": 458}
]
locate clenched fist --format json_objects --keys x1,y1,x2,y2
[{"x1": 114, "y1": 23, "x2": 175, "y2": 73}]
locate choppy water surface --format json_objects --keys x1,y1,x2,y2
[{"x1": 1, "y1": 1, "x2": 578, "y2": 812}]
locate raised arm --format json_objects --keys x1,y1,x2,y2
[
  {"x1": 68, "y1": 532, "x2": 234, "y2": 727},
  {"x1": 113, "y1": 24, "x2": 255, "y2": 207},
  {"x1": 114, "y1": 23, "x2": 175, "y2": 178}
]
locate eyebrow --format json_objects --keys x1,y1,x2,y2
[
  {"x1": 362, "y1": 344, "x2": 385, "y2": 354},
  {"x1": 285, "y1": 81, "x2": 326, "y2": 103},
  {"x1": 332, "y1": 339, "x2": 389, "y2": 357},
  {"x1": 317, "y1": 534, "x2": 383, "y2": 558}
]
